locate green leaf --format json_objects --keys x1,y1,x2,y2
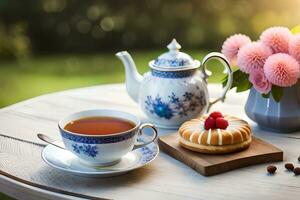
[
  {"x1": 231, "y1": 70, "x2": 249, "y2": 87},
  {"x1": 222, "y1": 75, "x2": 228, "y2": 88},
  {"x1": 271, "y1": 85, "x2": 284, "y2": 102},
  {"x1": 291, "y1": 24, "x2": 300, "y2": 34},
  {"x1": 221, "y1": 74, "x2": 228, "y2": 82},
  {"x1": 236, "y1": 78, "x2": 252, "y2": 92},
  {"x1": 222, "y1": 69, "x2": 252, "y2": 92},
  {"x1": 261, "y1": 92, "x2": 270, "y2": 98}
]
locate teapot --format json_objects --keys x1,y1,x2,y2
[{"x1": 116, "y1": 39, "x2": 233, "y2": 128}]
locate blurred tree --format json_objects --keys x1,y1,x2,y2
[
  {"x1": 0, "y1": 21, "x2": 31, "y2": 59},
  {"x1": 0, "y1": 0, "x2": 300, "y2": 57}
]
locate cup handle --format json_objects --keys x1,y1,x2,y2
[
  {"x1": 200, "y1": 52, "x2": 233, "y2": 111},
  {"x1": 133, "y1": 123, "x2": 158, "y2": 150}
]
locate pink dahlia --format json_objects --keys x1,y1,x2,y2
[
  {"x1": 264, "y1": 53, "x2": 300, "y2": 87},
  {"x1": 260, "y1": 26, "x2": 291, "y2": 53},
  {"x1": 221, "y1": 34, "x2": 251, "y2": 65},
  {"x1": 249, "y1": 68, "x2": 272, "y2": 94},
  {"x1": 289, "y1": 34, "x2": 300, "y2": 63},
  {"x1": 237, "y1": 42, "x2": 272, "y2": 73}
]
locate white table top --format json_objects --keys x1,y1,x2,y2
[{"x1": 0, "y1": 83, "x2": 300, "y2": 200}]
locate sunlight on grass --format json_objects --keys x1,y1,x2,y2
[{"x1": 0, "y1": 51, "x2": 226, "y2": 108}]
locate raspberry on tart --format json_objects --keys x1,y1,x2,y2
[
  {"x1": 215, "y1": 117, "x2": 229, "y2": 129},
  {"x1": 204, "y1": 117, "x2": 216, "y2": 130},
  {"x1": 204, "y1": 114, "x2": 229, "y2": 130},
  {"x1": 209, "y1": 111, "x2": 223, "y2": 119}
]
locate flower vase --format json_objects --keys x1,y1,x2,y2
[{"x1": 245, "y1": 81, "x2": 300, "y2": 132}]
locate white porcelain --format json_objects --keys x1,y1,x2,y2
[
  {"x1": 58, "y1": 109, "x2": 158, "y2": 166},
  {"x1": 42, "y1": 141, "x2": 159, "y2": 177},
  {"x1": 116, "y1": 39, "x2": 233, "y2": 128}
]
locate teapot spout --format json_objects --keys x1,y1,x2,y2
[{"x1": 116, "y1": 51, "x2": 143, "y2": 103}]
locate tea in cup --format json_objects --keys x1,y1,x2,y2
[{"x1": 58, "y1": 109, "x2": 158, "y2": 166}]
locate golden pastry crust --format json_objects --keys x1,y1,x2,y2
[
  {"x1": 178, "y1": 115, "x2": 252, "y2": 154},
  {"x1": 179, "y1": 136, "x2": 252, "y2": 154}
]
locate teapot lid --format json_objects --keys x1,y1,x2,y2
[{"x1": 149, "y1": 39, "x2": 200, "y2": 71}]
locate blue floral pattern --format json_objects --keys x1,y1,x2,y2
[
  {"x1": 60, "y1": 130, "x2": 135, "y2": 144},
  {"x1": 151, "y1": 69, "x2": 195, "y2": 78},
  {"x1": 139, "y1": 145, "x2": 158, "y2": 164},
  {"x1": 72, "y1": 144, "x2": 98, "y2": 158},
  {"x1": 145, "y1": 91, "x2": 206, "y2": 120},
  {"x1": 154, "y1": 58, "x2": 191, "y2": 67}
]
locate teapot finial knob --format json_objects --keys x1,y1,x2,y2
[{"x1": 167, "y1": 38, "x2": 181, "y2": 52}]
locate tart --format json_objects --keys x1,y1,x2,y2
[{"x1": 178, "y1": 114, "x2": 252, "y2": 154}]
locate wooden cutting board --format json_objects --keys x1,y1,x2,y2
[{"x1": 158, "y1": 133, "x2": 283, "y2": 176}]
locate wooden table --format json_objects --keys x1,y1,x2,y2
[{"x1": 0, "y1": 84, "x2": 300, "y2": 200}]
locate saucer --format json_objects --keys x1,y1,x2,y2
[
  {"x1": 41, "y1": 142, "x2": 159, "y2": 177},
  {"x1": 147, "y1": 121, "x2": 179, "y2": 130},
  {"x1": 154, "y1": 123, "x2": 179, "y2": 130}
]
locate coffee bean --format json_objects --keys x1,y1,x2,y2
[
  {"x1": 294, "y1": 167, "x2": 300, "y2": 176},
  {"x1": 285, "y1": 163, "x2": 294, "y2": 171},
  {"x1": 267, "y1": 165, "x2": 277, "y2": 174}
]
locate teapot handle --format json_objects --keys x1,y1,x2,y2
[{"x1": 200, "y1": 52, "x2": 233, "y2": 112}]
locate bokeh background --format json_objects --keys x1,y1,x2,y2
[
  {"x1": 0, "y1": 0, "x2": 300, "y2": 199},
  {"x1": 0, "y1": 0, "x2": 300, "y2": 110}
]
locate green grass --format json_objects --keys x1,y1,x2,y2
[{"x1": 0, "y1": 50, "x2": 226, "y2": 108}]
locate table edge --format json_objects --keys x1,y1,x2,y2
[{"x1": 0, "y1": 170, "x2": 107, "y2": 200}]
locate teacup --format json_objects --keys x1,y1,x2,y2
[{"x1": 58, "y1": 109, "x2": 158, "y2": 166}]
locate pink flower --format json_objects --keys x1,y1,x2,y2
[
  {"x1": 249, "y1": 68, "x2": 272, "y2": 94},
  {"x1": 260, "y1": 26, "x2": 291, "y2": 53},
  {"x1": 221, "y1": 34, "x2": 251, "y2": 65},
  {"x1": 289, "y1": 34, "x2": 300, "y2": 63},
  {"x1": 264, "y1": 53, "x2": 300, "y2": 87},
  {"x1": 237, "y1": 42, "x2": 272, "y2": 73}
]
